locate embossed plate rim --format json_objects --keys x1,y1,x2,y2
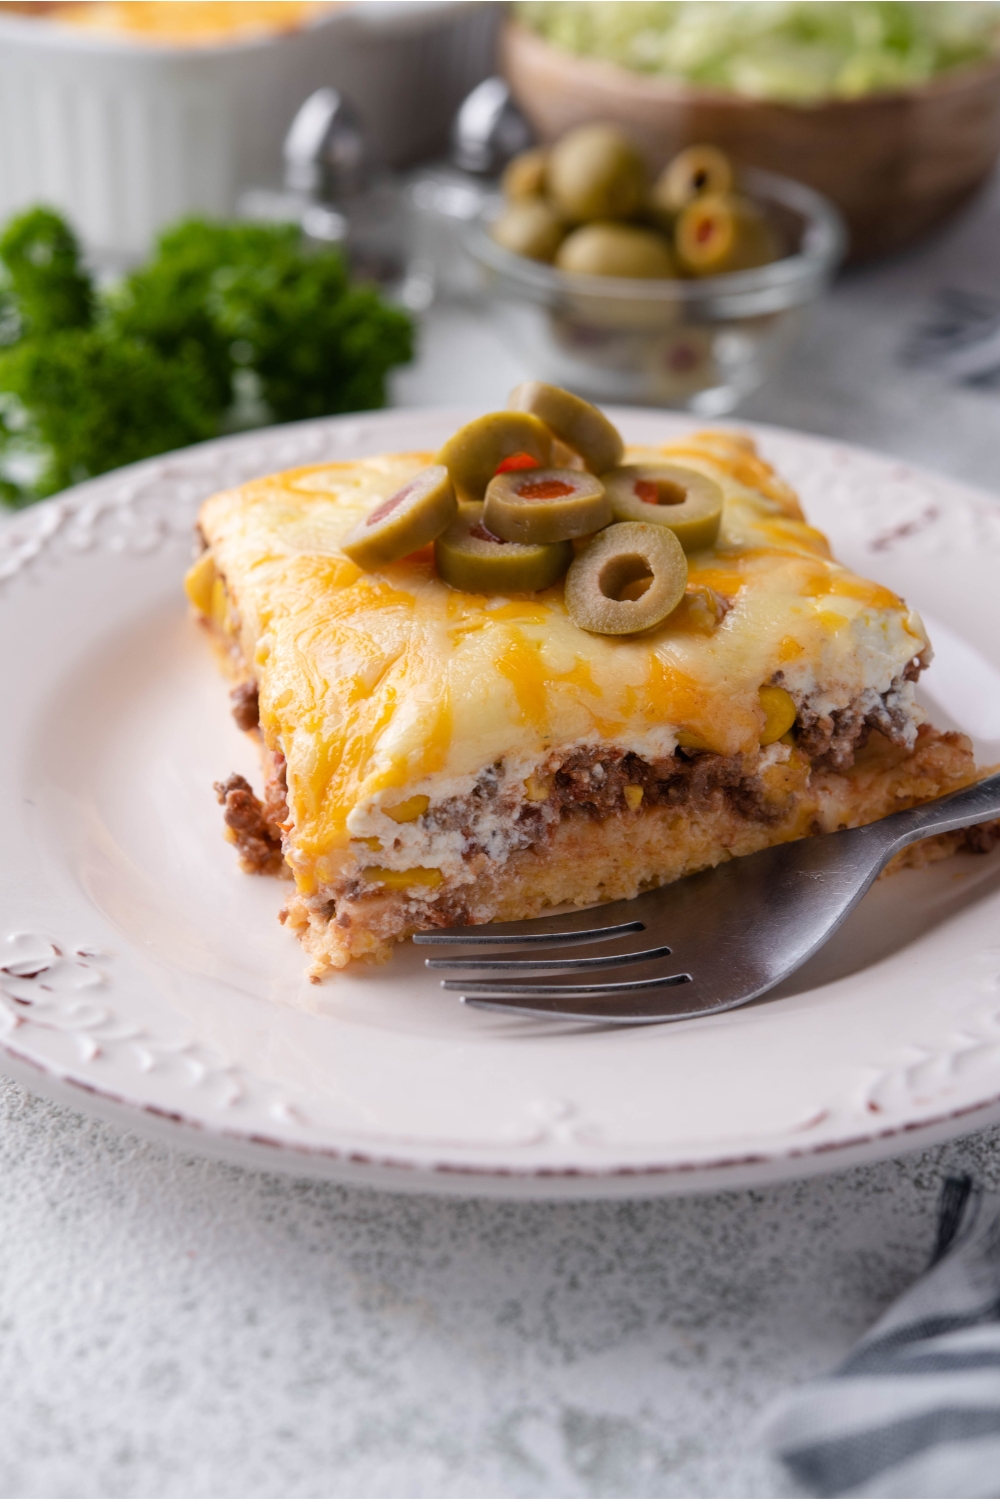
[{"x1": 2, "y1": 407, "x2": 1000, "y2": 1198}]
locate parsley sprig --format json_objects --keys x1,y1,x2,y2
[{"x1": 0, "y1": 209, "x2": 413, "y2": 505}]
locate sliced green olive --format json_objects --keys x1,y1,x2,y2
[
  {"x1": 675, "y1": 192, "x2": 779, "y2": 276},
  {"x1": 501, "y1": 147, "x2": 548, "y2": 202},
  {"x1": 555, "y1": 222, "x2": 676, "y2": 278},
  {"x1": 653, "y1": 145, "x2": 734, "y2": 217},
  {"x1": 341, "y1": 465, "x2": 457, "y2": 569},
  {"x1": 489, "y1": 198, "x2": 565, "y2": 262},
  {"x1": 437, "y1": 412, "x2": 554, "y2": 504},
  {"x1": 507, "y1": 380, "x2": 624, "y2": 474},
  {"x1": 602, "y1": 463, "x2": 724, "y2": 552},
  {"x1": 484, "y1": 467, "x2": 610, "y2": 544},
  {"x1": 547, "y1": 123, "x2": 647, "y2": 223},
  {"x1": 435, "y1": 504, "x2": 572, "y2": 594},
  {"x1": 565, "y1": 522, "x2": 688, "y2": 636}
]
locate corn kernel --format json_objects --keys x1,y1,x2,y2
[
  {"x1": 524, "y1": 774, "x2": 551, "y2": 802},
  {"x1": 758, "y1": 685, "x2": 797, "y2": 745},
  {"x1": 210, "y1": 576, "x2": 231, "y2": 632},
  {"x1": 362, "y1": 866, "x2": 442, "y2": 889},
  {"x1": 623, "y1": 784, "x2": 644, "y2": 811},
  {"x1": 383, "y1": 795, "x2": 430, "y2": 824},
  {"x1": 778, "y1": 635, "x2": 804, "y2": 662},
  {"x1": 357, "y1": 837, "x2": 382, "y2": 852},
  {"x1": 684, "y1": 585, "x2": 727, "y2": 634},
  {"x1": 675, "y1": 730, "x2": 713, "y2": 752},
  {"x1": 184, "y1": 552, "x2": 216, "y2": 615}
]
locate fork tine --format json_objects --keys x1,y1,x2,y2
[
  {"x1": 425, "y1": 943, "x2": 672, "y2": 973},
  {"x1": 460, "y1": 990, "x2": 708, "y2": 1024},
  {"x1": 461, "y1": 995, "x2": 698, "y2": 1024},
  {"x1": 442, "y1": 972, "x2": 691, "y2": 998},
  {"x1": 412, "y1": 919, "x2": 644, "y2": 948}
]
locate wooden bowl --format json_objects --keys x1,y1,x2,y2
[{"x1": 502, "y1": 22, "x2": 1000, "y2": 261}]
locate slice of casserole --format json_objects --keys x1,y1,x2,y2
[{"x1": 187, "y1": 422, "x2": 995, "y2": 976}]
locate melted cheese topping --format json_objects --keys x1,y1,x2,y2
[{"x1": 194, "y1": 434, "x2": 927, "y2": 895}]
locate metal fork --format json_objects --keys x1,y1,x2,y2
[{"x1": 413, "y1": 772, "x2": 1000, "y2": 1024}]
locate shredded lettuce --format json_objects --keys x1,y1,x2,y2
[{"x1": 517, "y1": 2, "x2": 1000, "y2": 103}]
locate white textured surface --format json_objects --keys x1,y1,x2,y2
[
  {"x1": 3, "y1": 164, "x2": 1000, "y2": 1498},
  {"x1": 5, "y1": 1074, "x2": 1000, "y2": 1499}
]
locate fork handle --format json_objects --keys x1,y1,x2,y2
[{"x1": 877, "y1": 769, "x2": 1000, "y2": 856}]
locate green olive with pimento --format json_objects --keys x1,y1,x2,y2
[
  {"x1": 507, "y1": 381, "x2": 624, "y2": 474},
  {"x1": 602, "y1": 463, "x2": 724, "y2": 553},
  {"x1": 341, "y1": 465, "x2": 457, "y2": 568},
  {"x1": 437, "y1": 412, "x2": 554, "y2": 504},
  {"x1": 484, "y1": 468, "x2": 611, "y2": 545},
  {"x1": 435, "y1": 504, "x2": 573, "y2": 594}
]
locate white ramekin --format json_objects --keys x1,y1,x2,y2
[{"x1": 0, "y1": 0, "x2": 499, "y2": 264}]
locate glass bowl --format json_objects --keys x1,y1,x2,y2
[{"x1": 466, "y1": 169, "x2": 845, "y2": 415}]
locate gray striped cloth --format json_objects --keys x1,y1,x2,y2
[{"x1": 764, "y1": 1177, "x2": 1000, "y2": 1498}]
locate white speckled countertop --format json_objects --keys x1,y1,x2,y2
[{"x1": 2, "y1": 170, "x2": 999, "y2": 1499}]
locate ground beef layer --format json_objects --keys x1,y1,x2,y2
[
  {"x1": 214, "y1": 748, "x2": 289, "y2": 877},
  {"x1": 281, "y1": 724, "x2": 998, "y2": 976}
]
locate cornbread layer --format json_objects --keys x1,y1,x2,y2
[{"x1": 273, "y1": 724, "x2": 995, "y2": 972}]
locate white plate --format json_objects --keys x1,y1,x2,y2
[{"x1": 3, "y1": 409, "x2": 1000, "y2": 1199}]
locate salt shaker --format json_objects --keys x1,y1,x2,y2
[
  {"x1": 240, "y1": 87, "x2": 405, "y2": 285},
  {"x1": 403, "y1": 78, "x2": 533, "y2": 308}
]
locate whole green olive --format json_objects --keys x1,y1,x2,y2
[
  {"x1": 489, "y1": 199, "x2": 565, "y2": 263},
  {"x1": 547, "y1": 123, "x2": 647, "y2": 224},
  {"x1": 675, "y1": 193, "x2": 779, "y2": 276},
  {"x1": 502, "y1": 147, "x2": 548, "y2": 202},
  {"x1": 555, "y1": 222, "x2": 676, "y2": 279},
  {"x1": 653, "y1": 144, "x2": 734, "y2": 217}
]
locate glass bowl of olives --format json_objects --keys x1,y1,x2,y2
[{"x1": 466, "y1": 129, "x2": 845, "y2": 414}]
